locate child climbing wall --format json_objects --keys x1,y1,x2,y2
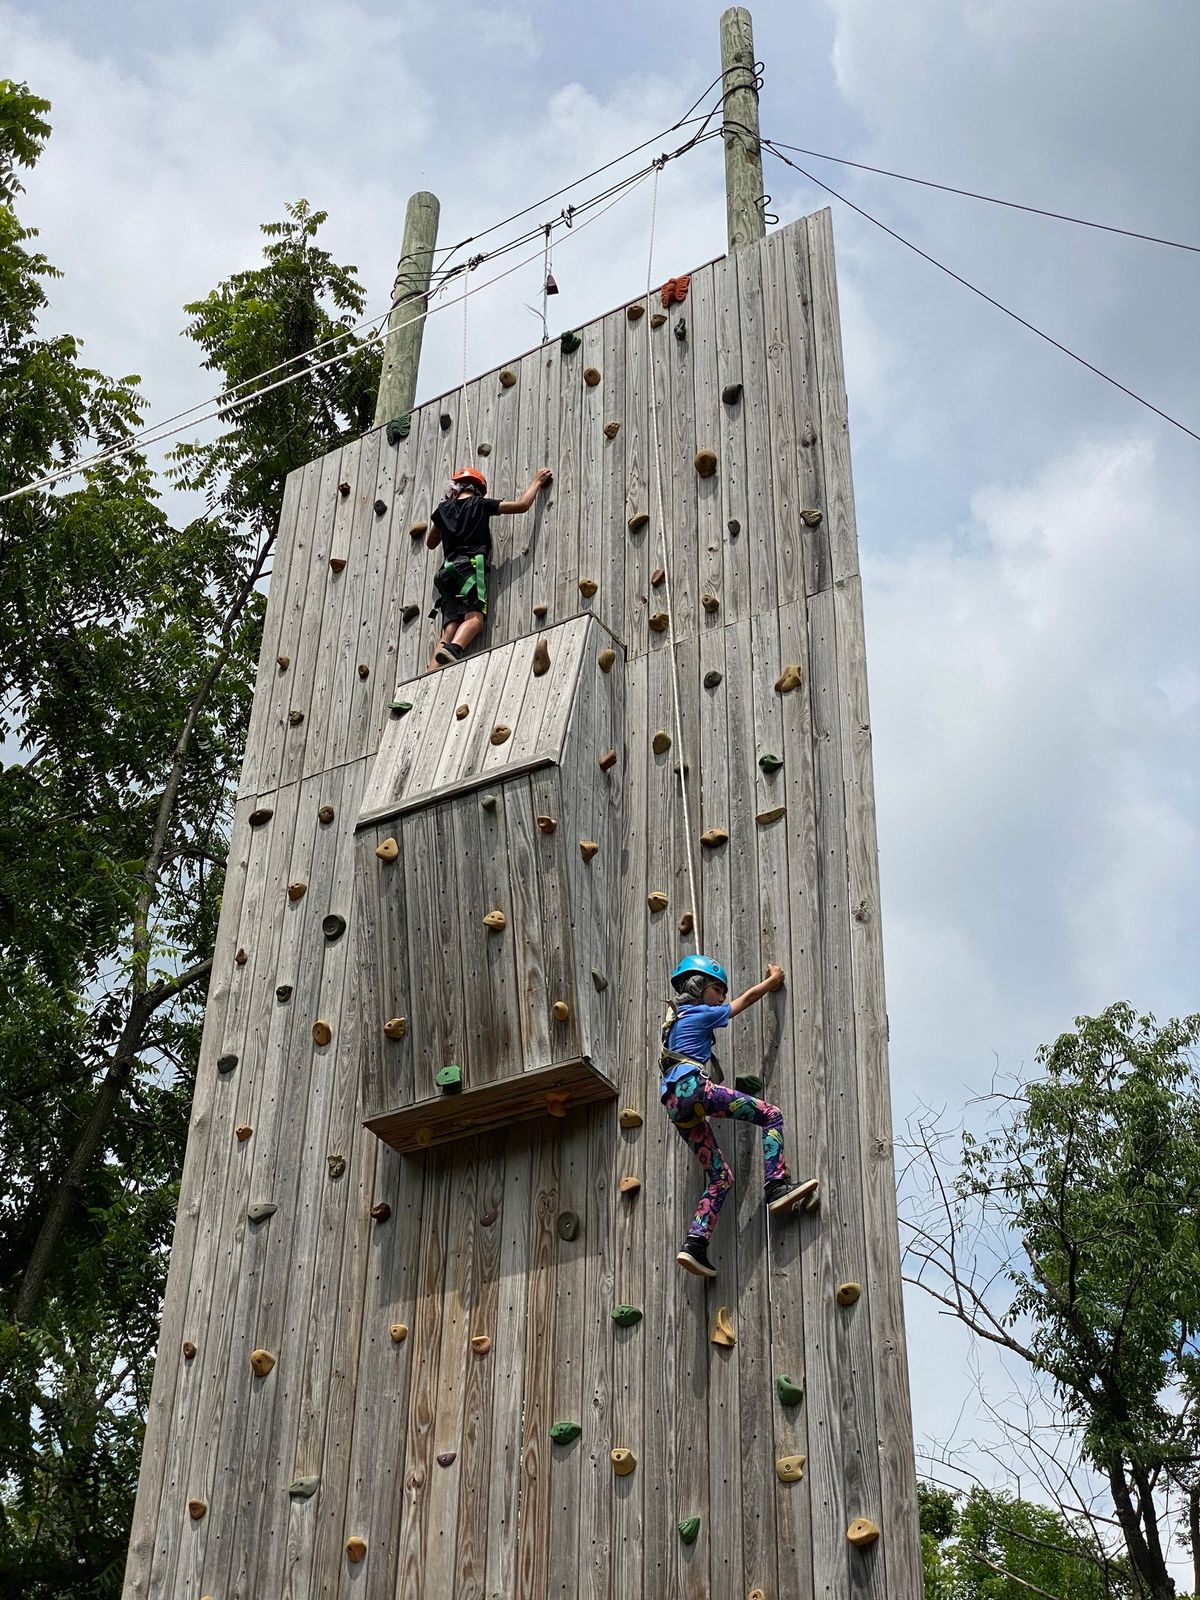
[{"x1": 660, "y1": 953, "x2": 819, "y2": 1278}]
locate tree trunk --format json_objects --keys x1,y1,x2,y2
[
  {"x1": 1107, "y1": 1459, "x2": 1175, "y2": 1600},
  {"x1": 1189, "y1": 1485, "x2": 1199, "y2": 1597}
]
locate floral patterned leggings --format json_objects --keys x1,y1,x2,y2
[{"x1": 663, "y1": 1070, "x2": 787, "y2": 1241}]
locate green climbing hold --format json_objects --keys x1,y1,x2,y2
[
  {"x1": 777, "y1": 1374, "x2": 805, "y2": 1406},
  {"x1": 247, "y1": 1202, "x2": 277, "y2": 1224},
  {"x1": 289, "y1": 1475, "x2": 320, "y2": 1499},
  {"x1": 734, "y1": 1074, "x2": 763, "y2": 1096},
  {"x1": 390, "y1": 700, "x2": 413, "y2": 718},
  {"x1": 758, "y1": 753, "x2": 784, "y2": 774},
  {"x1": 436, "y1": 1063, "x2": 463, "y2": 1093},
  {"x1": 386, "y1": 415, "x2": 411, "y2": 445},
  {"x1": 550, "y1": 1421, "x2": 582, "y2": 1445},
  {"x1": 611, "y1": 1304, "x2": 643, "y2": 1328},
  {"x1": 678, "y1": 1515, "x2": 701, "y2": 1545},
  {"x1": 560, "y1": 330, "x2": 582, "y2": 355}
]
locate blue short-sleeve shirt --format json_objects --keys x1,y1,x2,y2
[{"x1": 660, "y1": 1002, "x2": 732, "y2": 1093}]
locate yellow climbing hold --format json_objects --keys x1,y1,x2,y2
[
  {"x1": 551, "y1": 1000, "x2": 571, "y2": 1022},
  {"x1": 287, "y1": 881, "x2": 307, "y2": 901},
  {"x1": 389, "y1": 1323, "x2": 408, "y2": 1343},
  {"x1": 490, "y1": 724, "x2": 512, "y2": 745},
  {"x1": 627, "y1": 511, "x2": 649, "y2": 533},
  {"x1": 700, "y1": 827, "x2": 730, "y2": 849},
  {"x1": 470, "y1": 1335, "x2": 492, "y2": 1356},
  {"x1": 647, "y1": 892, "x2": 668, "y2": 913},
  {"x1": 598, "y1": 648, "x2": 616, "y2": 672},
  {"x1": 837, "y1": 1282, "x2": 862, "y2": 1307},
  {"x1": 312, "y1": 1019, "x2": 332, "y2": 1046},
  {"x1": 580, "y1": 840, "x2": 599, "y2": 862},
  {"x1": 483, "y1": 910, "x2": 507, "y2": 932},
  {"x1": 375, "y1": 837, "x2": 399, "y2": 863},
  {"x1": 250, "y1": 1348, "x2": 276, "y2": 1377},
  {"x1": 345, "y1": 1535, "x2": 367, "y2": 1564},
  {"x1": 532, "y1": 637, "x2": 551, "y2": 676},
  {"x1": 619, "y1": 1175, "x2": 642, "y2": 1195},
  {"x1": 618, "y1": 1107, "x2": 643, "y2": 1129},
  {"x1": 384, "y1": 1016, "x2": 407, "y2": 1040},
  {"x1": 775, "y1": 663, "x2": 803, "y2": 694},
  {"x1": 756, "y1": 806, "x2": 787, "y2": 826},
  {"x1": 776, "y1": 1454, "x2": 806, "y2": 1483},
  {"x1": 847, "y1": 1517, "x2": 881, "y2": 1548},
  {"x1": 610, "y1": 1448, "x2": 637, "y2": 1476},
  {"x1": 711, "y1": 1306, "x2": 736, "y2": 1348},
  {"x1": 536, "y1": 815, "x2": 557, "y2": 833}
]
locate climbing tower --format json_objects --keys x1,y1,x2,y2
[{"x1": 123, "y1": 208, "x2": 922, "y2": 1599}]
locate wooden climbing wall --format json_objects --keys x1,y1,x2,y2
[{"x1": 123, "y1": 207, "x2": 922, "y2": 1600}]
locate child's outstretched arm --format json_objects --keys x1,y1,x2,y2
[
  {"x1": 729, "y1": 963, "x2": 785, "y2": 1017},
  {"x1": 497, "y1": 467, "x2": 552, "y2": 514}
]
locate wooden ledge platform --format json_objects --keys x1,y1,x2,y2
[{"x1": 364, "y1": 1057, "x2": 618, "y2": 1154}]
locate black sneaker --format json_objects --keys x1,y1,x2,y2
[
  {"x1": 676, "y1": 1236, "x2": 717, "y2": 1278},
  {"x1": 765, "y1": 1176, "x2": 820, "y2": 1215},
  {"x1": 434, "y1": 641, "x2": 464, "y2": 666}
]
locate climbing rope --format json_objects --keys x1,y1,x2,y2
[
  {"x1": 460, "y1": 268, "x2": 475, "y2": 460},
  {"x1": 643, "y1": 160, "x2": 701, "y2": 950}
]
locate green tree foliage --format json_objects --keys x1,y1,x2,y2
[
  {"x1": 0, "y1": 79, "x2": 379, "y2": 1596},
  {"x1": 907, "y1": 1006, "x2": 1200, "y2": 1600}
]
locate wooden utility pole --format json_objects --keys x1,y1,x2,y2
[
  {"x1": 374, "y1": 190, "x2": 440, "y2": 428},
  {"x1": 720, "y1": 7, "x2": 766, "y2": 253}
]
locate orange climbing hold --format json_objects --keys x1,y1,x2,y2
[{"x1": 660, "y1": 274, "x2": 691, "y2": 307}]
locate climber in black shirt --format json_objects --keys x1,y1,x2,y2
[{"x1": 426, "y1": 465, "x2": 553, "y2": 669}]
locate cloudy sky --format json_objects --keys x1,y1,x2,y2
[{"x1": 7, "y1": 0, "x2": 1198, "y2": 1568}]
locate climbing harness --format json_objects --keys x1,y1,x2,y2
[
  {"x1": 430, "y1": 553, "x2": 488, "y2": 619},
  {"x1": 658, "y1": 1000, "x2": 709, "y2": 1127}
]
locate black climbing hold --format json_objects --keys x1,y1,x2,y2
[
  {"x1": 477, "y1": 442, "x2": 491, "y2": 456},
  {"x1": 439, "y1": 413, "x2": 452, "y2": 431},
  {"x1": 248, "y1": 807, "x2": 274, "y2": 827},
  {"x1": 721, "y1": 382, "x2": 743, "y2": 405},
  {"x1": 217, "y1": 1053, "x2": 238, "y2": 1075},
  {"x1": 276, "y1": 984, "x2": 293, "y2": 1002},
  {"x1": 386, "y1": 414, "x2": 411, "y2": 445},
  {"x1": 322, "y1": 914, "x2": 347, "y2": 942},
  {"x1": 247, "y1": 1202, "x2": 277, "y2": 1223},
  {"x1": 674, "y1": 316, "x2": 687, "y2": 341},
  {"x1": 734, "y1": 1074, "x2": 764, "y2": 1095},
  {"x1": 559, "y1": 330, "x2": 582, "y2": 355},
  {"x1": 557, "y1": 1211, "x2": 580, "y2": 1241},
  {"x1": 373, "y1": 498, "x2": 388, "y2": 516},
  {"x1": 591, "y1": 969, "x2": 608, "y2": 992},
  {"x1": 401, "y1": 603, "x2": 420, "y2": 624},
  {"x1": 727, "y1": 519, "x2": 741, "y2": 537},
  {"x1": 703, "y1": 670, "x2": 723, "y2": 689}
]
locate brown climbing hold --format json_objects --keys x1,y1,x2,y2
[
  {"x1": 583, "y1": 366, "x2": 601, "y2": 387},
  {"x1": 345, "y1": 1536, "x2": 367, "y2": 1564},
  {"x1": 551, "y1": 1000, "x2": 571, "y2": 1022},
  {"x1": 536, "y1": 815, "x2": 557, "y2": 834},
  {"x1": 801, "y1": 507, "x2": 823, "y2": 527},
  {"x1": 483, "y1": 910, "x2": 507, "y2": 932},
  {"x1": 490, "y1": 724, "x2": 512, "y2": 745},
  {"x1": 318, "y1": 804, "x2": 335, "y2": 824},
  {"x1": 648, "y1": 612, "x2": 669, "y2": 633},
  {"x1": 579, "y1": 839, "x2": 599, "y2": 861},
  {"x1": 776, "y1": 1455, "x2": 806, "y2": 1483},
  {"x1": 532, "y1": 638, "x2": 551, "y2": 675},
  {"x1": 373, "y1": 498, "x2": 388, "y2": 516},
  {"x1": 480, "y1": 794, "x2": 497, "y2": 811},
  {"x1": 847, "y1": 1517, "x2": 881, "y2": 1548},
  {"x1": 597, "y1": 648, "x2": 616, "y2": 673},
  {"x1": 533, "y1": 602, "x2": 548, "y2": 619},
  {"x1": 837, "y1": 1282, "x2": 862, "y2": 1307},
  {"x1": 603, "y1": 420, "x2": 621, "y2": 439},
  {"x1": 188, "y1": 1498, "x2": 207, "y2": 1520},
  {"x1": 578, "y1": 578, "x2": 598, "y2": 598},
  {"x1": 627, "y1": 510, "x2": 649, "y2": 533},
  {"x1": 598, "y1": 748, "x2": 617, "y2": 772},
  {"x1": 357, "y1": 662, "x2": 369, "y2": 678},
  {"x1": 436, "y1": 1451, "x2": 456, "y2": 1468},
  {"x1": 650, "y1": 566, "x2": 665, "y2": 588},
  {"x1": 250, "y1": 1348, "x2": 276, "y2": 1378},
  {"x1": 480, "y1": 1208, "x2": 498, "y2": 1227},
  {"x1": 775, "y1": 663, "x2": 803, "y2": 694},
  {"x1": 248, "y1": 807, "x2": 274, "y2": 828},
  {"x1": 611, "y1": 1448, "x2": 637, "y2": 1476},
  {"x1": 647, "y1": 892, "x2": 668, "y2": 913},
  {"x1": 545, "y1": 1090, "x2": 569, "y2": 1118},
  {"x1": 288, "y1": 709, "x2": 304, "y2": 726},
  {"x1": 651, "y1": 730, "x2": 671, "y2": 754},
  {"x1": 389, "y1": 1323, "x2": 408, "y2": 1343},
  {"x1": 312, "y1": 1019, "x2": 333, "y2": 1046},
  {"x1": 328, "y1": 1155, "x2": 346, "y2": 1180},
  {"x1": 470, "y1": 1335, "x2": 492, "y2": 1356},
  {"x1": 694, "y1": 449, "x2": 718, "y2": 478},
  {"x1": 701, "y1": 593, "x2": 720, "y2": 613},
  {"x1": 711, "y1": 1306, "x2": 737, "y2": 1347},
  {"x1": 409, "y1": 521, "x2": 428, "y2": 538},
  {"x1": 499, "y1": 368, "x2": 517, "y2": 387},
  {"x1": 276, "y1": 984, "x2": 293, "y2": 1003},
  {"x1": 626, "y1": 303, "x2": 646, "y2": 322},
  {"x1": 677, "y1": 911, "x2": 694, "y2": 935},
  {"x1": 455, "y1": 703, "x2": 469, "y2": 720},
  {"x1": 700, "y1": 827, "x2": 729, "y2": 849},
  {"x1": 477, "y1": 442, "x2": 491, "y2": 457},
  {"x1": 618, "y1": 1107, "x2": 643, "y2": 1129},
  {"x1": 277, "y1": 654, "x2": 290, "y2": 671},
  {"x1": 338, "y1": 480, "x2": 351, "y2": 496},
  {"x1": 383, "y1": 1017, "x2": 407, "y2": 1040},
  {"x1": 287, "y1": 881, "x2": 307, "y2": 901},
  {"x1": 235, "y1": 1124, "x2": 252, "y2": 1142},
  {"x1": 330, "y1": 556, "x2": 347, "y2": 573},
  {"x1": 756, "y1": 806, "x2": 787, "y2": 826},
  {"x1": 235, "y1": 947, "x2": 248, "y2": 966},
  {"x1": 650, "y1": 311, "x2": 667, "y2": 329},
  {"x1": 182, "y1": 1340, "x2": 197, "y2": 1360},
  {"x1": 619, "y1": 1176, "x2": 641, "y2": 1195},
  {"x1": 370, "y1": 1202, "x2": 391, "y2": 1223},
  {"x1": 749, "y1": 1591, "x2": 767, "y2": 1600},
  {"x1": 376, "y1": 837, "x2": 399, "y2": 862}
]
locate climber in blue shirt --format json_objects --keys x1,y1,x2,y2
[{"x1": 660, "y1": 953, "x2": 819, "y2": 1279}]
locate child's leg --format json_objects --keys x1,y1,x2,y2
[
  {"x1": 427, "y1": 620, "x2": 457, "y2": 672},
  {"x1": 450, "y1": 610, "x2": 485, "y2": 651},
  {"x1": 698, "y1": 1080, "x2": 788, "y2": 1185},
  {"x1": 675, "y1": 1120, "x2": 734, "y2": 1240}
]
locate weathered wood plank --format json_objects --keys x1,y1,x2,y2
[
  {"x1": 806, "y1": 210, "x2": 858, "y2": 585},
  {"x1": 733, "y1": 244, "x2": 780, "y2": 620},
  {"x1": 779, "y1": 219, "x2": 830, "y2": 597},
  {"x1": 238, "y1": 461, "x2": 307, "y2": 798},
  {"x1": 712, "y1": 254, "x2": 752, "y2": 629},
  {"x1": 515, "y1": 1125, "x2": 560, "y2": 1600}
]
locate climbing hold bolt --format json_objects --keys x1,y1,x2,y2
[
  {"x1": 455, "y1": 703, "x2": 469, "y2": 720},
  {"x1": 597, "y1": 648, "x2": 616, "y2": 673},
  {"x1": 383, "y1": 1017, "x2": 407, "y2": 1040},
  {"x1": 734, "y1": 1074, "x2": 764, "y2": 1096},
  {"x1": 390, "y1": 699, "x2": 413, "y2": 717},
  {"x1": 312, "y1": 1019, "x2": 333, "y2": 1046},
  {"x1": 376, "y1": 837, "x2": 399, "y2": 862},
  {"x1": 550, "y1": 1420, "x2": 582, "y2": 1444},
  {"x1": 345, "y1": 1536, "x2": 367, "y2": 1564},
  {"x1": 578, "y1": 578, "x2": 598, "y2": 598},
  {"x1": 775, "y1": 664, "x2": 803, "y2": 694},
  {"x1": 235, "y1": 947, "x2": 248, "y2": 966},
  {"x1": 389, "y1": 1323, "x2": 408, "y2": 1343},
  {"x1": 551, "y1": 1000, "x2": 570, "y2": 1022},
  {"x1": 470, "y1": 1335, "x2": 492, "y2": 1356},
  {"x1": 610, "y1": 1305, "x2": 642, "y2": 1327},
  {"x1": 217, "y1": 1053, "x2": 239, "y2": 1075},
  {"x1": 711, "y1": 1306, "x2": 736, "y2": 1348},
  {"x1": 490, "y1": 724, "x2": 512, "y2": 745},
  {"x1": 722, "y1": 382, "x2": 743, "y2": 405},
  {"x1": 277, "y1": 654, "x2": 290, "y2": 671},
  {"x1": 618, "y1": 1107, "x2": 643, "y2": 1129},
  {"x1": 247, "y1": 1202, "x2": 276, "y2": 1223},
  {"x1": 652, "y1": 730, "x2": 671, "y2": 754},
  {"x1": 837, "y1": 1282, "x2": 862, "y2": 1307},
  {"x1": 499, "y1": 368, "x2": 517, "y2": 387},
  {"x1": 322, "y1": 913, "x2": 346, "y2": 941},
  {"x1": 756, "y1": 806, "x2": 787, "y2": 826},
  {"x1": 627, "y1": 511, "x2": 649, "y2": 533},
  {"x1": 611, "y1": 1448, "x2": 637, "y2": 1476},
  {"x1": 801, "y1": 507, "x2": 823, "y2": 527},
  {"x1": 694, "y1": 449, "x2": 718, "y2": 478},
  {"x1": 619, "y1": 1176, "x2": 641, "y2": 1196},
  {"x1": 532, "y1": 638, "x2": 551, "y2": 676},
  {"x1": 677, "y1": 912, "x2": 694, "y2": 935},
  {"x1": 591, "y1": 968, "x2": 608, "y2": 991},
  {"x1": 650, "y1": 567, "x2": 665, "y2": 588},
  {"x1": 678, "y1": 1515, "x2": 701, "y2": 1545},
  {"x1": 777, "y1": 1374, "x2": 805, "y2": 1406},
  {"x1": 776, "y1": 1455, "x2": 806, "y2": 1483},
  {"x1": 288, "y1": 709, "x2": 304, "y2": 726},
  {"x1": 327, "y1": 1155, "x2": 346, "y2": 1180},
  {"x1": 579, "y1": 839, "x2": 599, "y2": 861},
  {"x1": 235, "y1": 1124, "x2": 253, "y2": 1143},
  {"x1": 483, "y1": 910, "x2": 507, "y2": 932},
  {"x1": 759, "y1": 753, "x2": 784, "y2": 774},
  {"x1": 276, "y1": 984, "x2": 293, "y2": 1003},
  {"x1": 647, "y1": 892, "x2": 668, "y2": 913},
  {"x1": 289, "y1": 1475, "x2": 320, "y2": 1498},
  {"x1": 702, "y1": 593, "x2": 720, "y2": 613},
  {"x1": 250, "y1": 1348, "x2": 276, "y2": 1378},
  {"x1": 648, "y1": 613, "x2": 669, "y2": 633},
  {"x1": 537, "y1": 815, "x2": 558, "y2": 834},
  {"x1": 248, "y1": 807, "x2": 274, "y2": 828},
  {"x1": 847, "y1": 1517, "x2": 881, "y2": 1548},
  {"x1": 330, "y1": 556, "x2": 347, "y2": 573},
  {"x1": 373, "y1": 498, "x2": 388, "y2": 516},
  {"x1": 436, "y1": 1063, "x2": 463, "y2": 1094},
  {"x1": 703, "y1": 670, "x2": 723, "y2": 689},
  {"x1": 626, "y1": 303, "x2": 646, "y2": 322},
  {"x1": 436, "y1": 1451, "x2": 457, "y2": 1468},
  {"x1": 598, "y1": 748, "x2": 617, "y2": 772},
  {"x1": 439, "y1": 413, "x2": 452, "y2": 431},
  {"x1": 583, "y1": 367, "x2": 601, "y2": 387},
  {"x1": 556, "y1": 1211, "x2": 580, "y2": 1240},
  {"x1": 188, "y1": 1498, "x2": 207, "y2": 1520},
  {"x1": 603, "y1": 420, "x2": 621, "y2": 439},
  {"x1": 700, "y1": 827, "x2": 729, "y2": 849},
  {"x1": 182, "y1": 1340, "x2": 197, "y2": 1360},
  {"x1": 371, "y1": 1202, "x2": 391, "y2": 1223},
  {"x1": 287, "y1": 881, "x2": 308, "y2": 901}
]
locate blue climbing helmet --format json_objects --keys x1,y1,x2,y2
[{"x1": 670, "y1": 954, "x2": 729, "y2": 994}]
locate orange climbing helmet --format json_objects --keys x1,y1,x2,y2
[{"x1": 451, "y1": 467, "x2": 488, "y2": 494}]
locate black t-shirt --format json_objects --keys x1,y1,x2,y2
[{"x1": 432, "y1": 494, "x2": 501, "y2": 563}]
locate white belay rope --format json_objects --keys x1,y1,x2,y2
[
  {"x1": 460, "y1": 270, "x2": 475, "y2": 460},
  {"x1": 643, "y1": 161, "x2": 701, "y2": 950}
]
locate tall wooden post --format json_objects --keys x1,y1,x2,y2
[
  {"x1": 720, "y1": 6, "x2": 766, "y2": 253},
  {"x1": 374, "y1": 190, "x2": 440, "y2": 428}
]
